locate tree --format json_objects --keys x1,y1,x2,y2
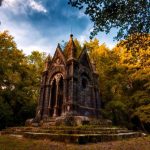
[
  {"x1": 0, "y1": 31, "x2": 46, "y2": 129},
  {"x1": 69, "y1": 0, "x2": 150, "y2": 49},
  {"x1": 0, "y1": 96, "x2": 13, "y2": 129},
  {"x1": 27, "y1": 51, "x2": 47, "y2": 103},
  {"x1": 84, "y1": 35, "x2": 150, "y2": 130},
  {"x1": 132, "y1": 104, "x2": 150, "y2": 131},
  {"x1": 0, "y1": 31, "x2": 27, "y2": 127},
  {"x1": 113, "y1": 36, "x2": 150, "y2": 130},
  {"x1": 118, "y1": 33, "x2": 150, "y2": 52},
  {"x1": 105, "y1": 100, "x2": 128, "y2": 125}
]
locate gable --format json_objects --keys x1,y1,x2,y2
[
  {"x1": 78, "y1": 49, "x2": 93, "y2": 71},
  {"x1": 51, "y1": 44, "x2": 66, "y2": 66}
]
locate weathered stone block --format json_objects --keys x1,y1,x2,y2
[
  {"x1": 25, "y1": 118, "x2": 34, "y2": 126},
  {"x1": 55, "y1": 116, "x2": 89, "y2": 126}
]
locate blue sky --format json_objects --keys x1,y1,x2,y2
[{"x1": 0, "y1": 0, "x2": 117, "y2": 55}]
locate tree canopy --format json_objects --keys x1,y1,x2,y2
[
  {"x1": 0, "y1": 31, "x2": 46, "y2": 129},
  {"x1": 84, "y1": 36, "x2": 150, "y2": 130},
  {"x1": 69, "y1": 0, "x2": 150, "y2": 49},
  {"x1": 0, "y1": 31, "x2": 149, "y2": 132}
]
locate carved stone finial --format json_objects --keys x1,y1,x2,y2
[
  {"x1": 70, "y1": 34, "x2": 73, "y2": 40},
  {"x1": 57, "y1": 43, "x2": 61, "y2": 49}
]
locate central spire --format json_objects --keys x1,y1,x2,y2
[{"x1": 64, "y1": 34, "x2": 77, "y2": 59}]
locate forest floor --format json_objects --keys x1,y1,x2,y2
[{"x1": 0, "y1": 134, "x2": 150, "y2": 150}]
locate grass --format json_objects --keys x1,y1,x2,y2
[{"x1": 0, "y1": 134, "x2": 150, "y2": 150}]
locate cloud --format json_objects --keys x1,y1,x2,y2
[
  {"x1": 0, "y1": 10, "x2": 52, "y2": 55},
  {"x1": 0, "y1": 1, "x2": 73, "y2": 55},
  {"x1": 28, "y1": 0, "x2": 47, "y2": 13},
  {"x1": 0, "y1": 0, "x2": 117, "y2": 56},
  {"x1": 77, "y1": 25, "x2": 93, "y2": 45},
  {"x1": 2, "y1": 0, "x2": 47, "y2": 14}
]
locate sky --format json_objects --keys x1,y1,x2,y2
[{"x1": 0, "y1": 0, "x2": 117, "y2": 56}]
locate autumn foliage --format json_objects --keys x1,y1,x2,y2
[
  {"x1": 0, "y1": 31, "x2": 46, "y2": 129},
  {"x1": 0, "y1": 31, "x2": 149, "y2": 131}
]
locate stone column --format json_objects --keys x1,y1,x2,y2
[
  {"x1": 95, "y1": 88, "x2": 100, "y2": 118},
  {"x1": 62, "y1": 78, "x2": 66, "y2": 116},
  {"x1": 94, "y1": 88, "x2": 99, "y2": 117},
  {"x1": 67, "y1": 79, "x2": 74, "y2": 115},
  {"x1": 48, "y1": 85, "x2": 52, "y2": 117},
  {"x1": 39, "y1": 72, "x2": 48, "y2": 119},
  {"x1": 91, "y1": 87, "x2": 95, "y2": 106},
  {"x1": 40, "y1": 85, "x2": 46, "y2": 118},
  {"x1": 39, "y1": 87, "x2": 44, "y2": 110},
  {"x1": 43, "y1": 84, "x2": 50, "y2": 119},
  {"x1": 92, "y1": 87, "x2": 97, "y2": 116},
  {"x1": 35, "y1": 86, "x2": 43, "y2": 121},
  {"x1": 53, "y1": 78, "x2": 60, "y2": 117},
  {"x1": 90, "y1": 86, "x2": 93, "y2": 107}
]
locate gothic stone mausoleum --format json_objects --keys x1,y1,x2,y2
[{"x1": 35, "y1": 35, "x2": 101, "y2": 125}]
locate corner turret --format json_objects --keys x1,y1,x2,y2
[{"x1": 44, "y1": 54, "x2": 51, "y2": 71}]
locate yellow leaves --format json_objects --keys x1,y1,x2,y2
[
  {"x1": 111, "y1": 84, "x2": 120, "y2": 94},
  {"x1": 118, "y1": 33, "x2": 150, "y2": 52},
  {"x1": 8, "y1": 71, "x2": 21, "y2": 84},
  {"x1": 90, "y1": 43, "x2": 109, "y2": 57},
  {"x1": 114, "y1": 40, "x2": 150, "y2": 75},
  {"x1": 86, "y1": 41, "x2": 110, "y2": 65},
  {"x1": 96, "y1": 45, "x2": 109, "y2": 58},
  {"x1": 0, "y1": 31, "x2": 17, "y2": 51},
  {"x1": 131, "y1": 67, "x2": 150, "y2": 81},
  {"x1": 133, "y1": 104, "x2": 150, "y2": 123}
]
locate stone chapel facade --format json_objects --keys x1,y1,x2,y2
[{"x1": 35, "y1": 35, "x2": 101, "y2": 122}]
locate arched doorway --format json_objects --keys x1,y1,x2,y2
[{"x1": 49, "y1": 74, "x2": 64, "y2": 117}]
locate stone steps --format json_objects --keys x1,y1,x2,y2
[
  {"x1": 23, "y1": 132, "x2": 142, "y2": 144},
  {"x1": 0, "y1": 126, "x2": 138, "y2": 134},
  {"x1": 1, "y1": 126, "x2": 128, "y2": 134},
  {"x1": 38, "y1": 117, "x2": 113, "y2": 127},
  {"x1": 1, "y1": 126, "x2": 145, "y2": 144}
]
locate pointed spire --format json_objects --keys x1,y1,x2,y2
[
  {"x1": 70, "y1": 34, "x2": 73, "y2": 40},
  {"x1": 68, "y1": 34, "x2": 75, "y2": 47},
  {"x1": 56, "y1": 43, "x2": 62, "y2": 50},
  {"x1": 46, "y1": 54, "x2": 51, "y2": 62},
  {"x1": 82, "y1": 44, "x2": 87, "y2": 51},
  {"x1": 44, "y1": 54, "x2": 51, "y2": 71},
  {"x1": 64, "y1": 34, "x2": 77, "y2": 59}
]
